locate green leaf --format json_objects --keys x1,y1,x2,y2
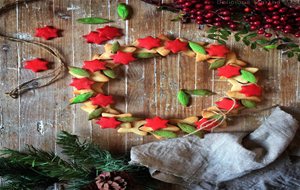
[
  {"x1": 71, "y1": 92, "x2": 93, "y2": 104},
  {"x1": 189, "y1": 41, "x2": 206, "y2": 54},
  {"x1": 220, "y1": 29, "x2": 231, "y2": 37},
  {"x1": 76, "y1": 17, "x2": 113, "y2": 24},
  {"x1": 103, "y1": 69, "x2": 117, "y2": 79},
  {"x1": 209, "y1": 58, "x2": 225, "y2": 70},
  {"x1": 287, "y1": 51, "x2": 294, "y2": 58},
  {"x1": 269, "y1": 38, "x2": 279, "y2": 44},
  {"x1": 256, "y1": 39, "x2": 269, "y2": 45},
  {"x1": 244, "y1": 33, "x2": 257, "y2": 39},
  {"x1": 251, "y1": 42, "x2": 257, "y2": 49},
  {"x1": 117, "y1": 3, "x2": 130, "y2": 20},
  {"x1": 117, "y1": 117, "x2": 140, "y2": 122},
  {"x1": 185, "y1": 89, "x2": 214, "y2": 96},
  {"x1": 276, "y1": 44, "x2": 287, "y2": 50},
  {"x1": 242, "y1": 38, "x2": 250, "y2": 46},
  {"x1": 207, "y1": 34, "x2": 217, "y2": 39},
  {"x1": 241, "y1": 99, "x2": 256, "y2": 108},
  {"x1": 264, "y1": 44, "x2": 277, "y2": 50},
  {"x1": 177, "y1": 90, "x2": 190, "y2": 107},
  {"x1": 134, "y1": 52, "x2": 157, "y2": 59},
  {"x1": 217, "y1": 39, "x2": 226, "y2": 45},
  {"x1": 219, "y1": 35, "x2": 228, "y2": 40},
  {"x1": 151, "y1": 130, "x2": 177, "y2": 138},
  {"x1": 178, "y1": 123, "x2": 204, "y2": 137},
  {"x1": 287, "y1": 43, "x2": 298, "y2": 48},
  {"x1": 234, "y1": 34, "x2": 241, "y2": 42},
  {"x1": 207, "y1": 26, "x2": 217, "y2": 33},
  {"x1": 298, "y1": 54, "x2": 300, "y2": 62},
  {"x1": 241, "y1": 69, "x2": 257, "y2": 83},
  {"x1": 111, "y1": 41, "x2": 120, "y2": 54},
  {"x1": 68, "y1": 67, "x2": 90, "y2": 78},
  {"x1": 88, "y1": 108, "x2": 104, "y2": 120},
  {"x1": 282, "y1": 37, "x2": 292, "y2": 42}
]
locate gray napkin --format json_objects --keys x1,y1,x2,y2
[{"x1": 130, "y1": 107, "x2": 299, "y2": 189}]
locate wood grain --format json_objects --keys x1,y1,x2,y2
[{"x1": 0, "y1": 0, "x2": 299, "y2": 189}]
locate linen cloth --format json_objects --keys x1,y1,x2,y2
[{"x1": 130, "y1": 107, "x2": 300, "y2": 189}]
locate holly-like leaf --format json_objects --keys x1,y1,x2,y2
[
  {"x1": 117, "y1": 117, "x2": 140, "y2": 122},
  {"x1": 241, "y1": 99, "x2": 256, "y2": 108},
  {"x1": 264, "y1": 44, "x2": 277, "y2": 50},
  {"x1": 88, "y1": 108, "x2": 104, "y2": 120},
  {"x1": 134, "y1": 52, "x2": 157, "y2": 59},
  {"x1": 103, "y1": 69, "x2": 117, "y2": 79},
  {"x1": 256, "y1": 39, "x2": 269, "y2": 45},
  {"x1": 209, "y1": 58, "x2": 225, "y2": 70},
  {"x1": 185, "y1": 89, "x2": 214, "y2": 96},
  {"x1": 77, "y1": 17, "x2": 113, "y2": 24},
  {"x1": 117, "y1": 3, "x2": 130, "y2": 20},
  {"x1": 241, "y1": 69, "x2": 257, "y2": 83},
  {"x1": 111, "y1": 41, "x2": 121, "y2": 54},
  {"x1": 189, "y1": 41, "x2": 206, "y2": 54},
  {"x1": 151, "y1": 130, "x2": 177, "y2": 139},
  {"x1": 68, "y1": 66, "x2": 90, "y2": 78},
  {"x1": 177, "y1": 90, "x2": 190, "y2": 107},
  {"x1": 70, "y1": 92, "x2": 93, "y2": 104},
  {"x1": 178, "y1": 123, "x2": 203, "y2": 137}
]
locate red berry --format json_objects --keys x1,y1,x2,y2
[
  {"x1": 265, "y1": 33, "x2": 272, "y2": 37},
  {"x1": 204, "y1": 5, "x2": 213, "y2": 10},
  {"x1": 244, "y1": 7, "x2": 251, "y2": 12},
  {"x1": 250, "y1": 25, "x2": 257, "y2": 30},
  {"x1": 223, "y1": 16, "x2": 231, "y2": 21},
  {"x1": 295, "y1": 32, "x2": 300, "y2": 37},
  {"x1": 264, "y1": 24, "x2": 272, "y2": 28},
  {"x1": 257, "y1": 30, "x2": 264, "y2": 34}
]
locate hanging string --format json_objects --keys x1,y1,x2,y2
[{"x1": 0, "y1": 0, "x2": 67, "y2": 99}]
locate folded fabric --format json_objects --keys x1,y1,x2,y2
[{"x1": 130, "y1": 107, "x2": 299, "y2": 189}]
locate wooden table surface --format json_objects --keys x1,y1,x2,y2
[{"x1": 0, "y1": 0, "x2": 299, "y2": 189}]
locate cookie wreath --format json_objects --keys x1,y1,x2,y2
[{"x1": 69, "y1": 33, "x2": 262, "y2": 139}]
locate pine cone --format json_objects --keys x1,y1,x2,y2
[{"x1": 95, "y1": 172, "x2": 127, "y2": 190}]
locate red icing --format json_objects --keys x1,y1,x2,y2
[
  {"x1": 35, "y1": 26, "x2": 59, "y2": 40},
  {"x1": 137, "y1": 36, "x2": 161, "y2": 50},
  {"x1": 217, "y1": 65, "x2": 241, "y2": 78},
  {"x1": 24, "y1": 58, "x2": 49, "y2": 72},
  {"x1": 97, "y1": 26, "x2": 123, "y2": 40},
  {"x1": 96, "y1": 117, "x2": 121, "y2": 129},
  {"x1": 90, "y1": 93, "x2": 114, "y2": 107},
  {"x1": 69, "y1": 78, "x2": 94, "y2": 90},
  {"x1": 111, "y1": 51, "x2": 136, "y2": 65},
  {"x1": 206, "y1": 44, "x2": 230, "y2": 57},
  {"x1": 240, "y1": 84, "x2": 262, "y2": 97},
  {"x1": 83, "y1": 60, "x2": 106, "y2": 72},
  {"x1": 83, "y1": 31, "x2": 108, "y2": 44},
  {"x1": 165, "y1": 39, "x2": 188, "y2": 53},
  {"x1": 195, "y1": 118, "x2": 218, "y2": 131},
  {"x1": 145, "y1": 116, "x2": 168, "y2": 131},
  {"x1": 215, "y1": 98, "x2": 240, "y2": 111}
]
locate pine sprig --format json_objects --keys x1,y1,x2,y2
[{"x1": 0, "y1": 131, "x2": 158, "y2": 190}]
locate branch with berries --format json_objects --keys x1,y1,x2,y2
[{"x1": 142, "y1": 0, "x2": 300, "y2": 61}]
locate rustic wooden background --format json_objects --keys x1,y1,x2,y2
[{"x1": 0, "y1": 0, "x2": 299, "y2": 189}]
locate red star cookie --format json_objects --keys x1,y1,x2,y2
[
  {"x1": 96, "y1": 117, "x2": 121, "y2": 129},
  {"x1": 240, "y1": 84, "x2": 262, "y2": 97},
  {"x1": 217, "y1": 65, "x2": 241, "y2": 78},
  {"x1": 97, "y1": 26, "x2": 123, "y2": 40},
  {"x1": 137, "y1": 36, "x2": 161, "y2": 50},
  {"x1": 206, "y1": 44, "x2": 230, "y2": 57},
  {"x1": 83, "y1": 60, "x2": 106, "y2": 72},
  {"x1": 35, "y1": 26, "x2": 59, "y2": 40},
  {"x1": 24, "y1": 58, "x2": 49, "y2": 72},
  {"x1": 195, "y1": 118, "x2": 218, "y2": 131},
  {"x1": 111, "y1": 51, "x2": 136, "y2": 65},
  {"x1": 90, "y1": 93, "x2": 114, "y2": 107},
  {"x1": 83, "y1": 31, "x2": 109, "y2": 44},
  {"x1": 165, "y1": 39, "x2": 188, "y2": 53},
  {"x1": 215, "y1": 98, "x2": 240, "y2": 111},
  {"x1": 69, "y1": 78, "x2": 94, "y2": 90},
  {"x1": 145, "y1": 116, "x2": 168, "y2": 131}
]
